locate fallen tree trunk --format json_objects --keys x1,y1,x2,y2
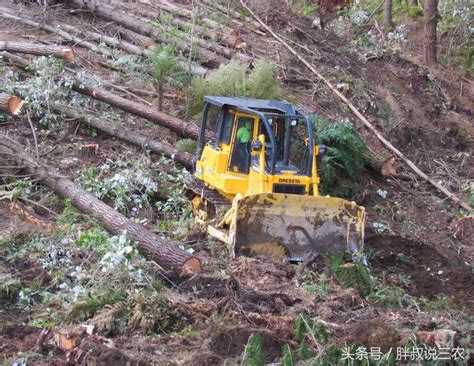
[
  {"x1": 0, "y1": 93, "x2": 24, "y2": 116},
  {"x1": 117, "y1": 4, "x2": 235, "y2": 48},
  {"x1": 58, "y1": 22, "x2": 208, "y2": 76},
  {"x1": 0, "y1": 135, "x2": 201, "y2": 276},
  {"x1": 108, "y1": 25, "x2": 155, "y2": 48},
  {"x1": 0, "y1": 41, "x2": 74, "y2": 61},
  {"x1": 240, "y1": 0, "x2": 472, "y2": 212},
  {"x1": 0, "y1": 51, "x2": 30, "y2": 68},
  {"x1": 59, "y1": 23, "x2": 146, "y2": 56},
  {"x1": 71, "y1": 83, "x2": 212, "y2": 141},
  {"x1": 156, "y1": 0, "x2": 222, "y2": 30},
  {"x1": 55, "y1": 106, "x2": 194, "y2": 168},
  {"x1": 70, "y1": 0, "x2": 229, "y2": 67},
  {"x1": 200, "y1": 0, "x2": 264, "y2": 32}
]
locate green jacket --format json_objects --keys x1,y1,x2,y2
[{"x1": 236, "y1": 126, "x2": 251, "y2": 143}]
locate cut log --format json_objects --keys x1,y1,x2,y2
[
  {"x1": 0, "y1": 51, "x2": 30, "y2": 68},
  {"x1": 59, "y1": 23, "x2": 147, "y2": 56},
  {"x1": 54, "y1": 106, "x2": 194, "y2": 168},
  {"x1": 0, "y1": 135, "x2": 201, "y2": 276},
  {"x1": 154, "y1": 0, "x2": 224, "y2": 30},
  {"x1": 0, "y1": 93, "x2": 24, "y2": 116},
  {"x1": 0, "y1": 8, "x2": 113, "y2": 57},
  {"x1": 71, "y1": 83, "x2": 212, "y2": 141},
  {"x1": 0, "y1": 41, "x2": 74, "y2": 61}
]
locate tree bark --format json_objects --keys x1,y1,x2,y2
[
  {"x1": 408, "y1": 0, "x2": 417, "y2": 6},
  {"x1": 0, "y1": 51, "x2": 30, "y2": 68},
  {"x1": 0, "y1": 41, "x2": 74, "y2": 61},
  {"x1": 157, "y1": 82, "x2": 164, "y2": 112},
  {"x1": 0, "y1": 93, "x2": 24, "y2": 116},
  {"x1": 107, "y1": 25, "x2": 155, "y2": 48},
  {"x1": 423, "y1": 0, "x2": 438, "y2": 65},
  {"x1": 71, "y1": 83, "x2": 212, "y2": 141},
  {"x1": 383, "y1": 0, "x2": 393, "y2": 29},
  {"x1": 0, "y1": 135, "x2": 201, "y2": 276},
  {"x1": 54, "y1": 106, "x2": 193, "y2": 168}
]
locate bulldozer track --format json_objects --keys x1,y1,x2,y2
[{"x1": 188, "y1": 177, "x2": 229, "y2": 206}]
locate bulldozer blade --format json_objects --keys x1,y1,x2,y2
[{"x1": 228, "y1": 193, "x2": 365, "y2": 261}]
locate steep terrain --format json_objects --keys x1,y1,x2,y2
[{"x1": 0, "y1": 0, "x2": 472, "y2": 364}]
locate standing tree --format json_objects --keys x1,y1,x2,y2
[
  {"x1": 423, "y1": 0, "x2": 438, "y2": 65},
  {"x1": 383, "y1": 0, "x2": 393, "y2": 29},
  {"x1": 408, "y1": 0, "x2": 417, "y2": 5},
  {"x1": 151, "y1": 45, "x2": 180, "y2": 111}
]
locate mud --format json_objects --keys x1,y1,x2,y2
[
  {"x1": 12, "y1": 256, "x2": 53, "y2": 287},
  {"x1": 209, "y1": 326, "x2": 287, "y2": 362},
  {"x1": 178, "y1": 274, "x2": 299, "y2": 314},
  {"x1": 344, "y1": 319, "x2": 401, "y2": 352},
  {"x1": 366, "y1": 235, "x2": 474, "y2": 307},
  {"x1": 65, "y1": 337, "x2": 148, "y2": 366}
]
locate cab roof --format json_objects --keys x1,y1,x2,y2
[{"x1": 204, "y1": 96, "x2": 304, "y2": 116}]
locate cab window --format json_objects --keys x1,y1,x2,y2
[
  {"x1": 219, "y1": 110, "x2": 234, "y2": 146},
  {"x1": 228, "y1": 116, "x2": 254, "y2": 174}
]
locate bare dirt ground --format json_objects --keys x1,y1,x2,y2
[{"x1": 0, "y1": 0, "x2": 472, "y2": 364}]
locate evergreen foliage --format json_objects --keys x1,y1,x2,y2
[
  {"x1": 312, "y1": 116, "x2": 369, "y2": 197},
  {"x1": 329, "y1": 253, "x2": 374, "y2": 297},
  {"x1": 151, "y1": 45, "x2": 185, "y2": 87}
]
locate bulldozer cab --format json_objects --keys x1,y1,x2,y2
[
  {"x1": 195, "y1": 96, "x2": 316, "y2": 198},
  {"x1": 194, "y1": 96, "x2": 365, "y2": 261}
]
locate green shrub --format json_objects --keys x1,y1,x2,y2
[
  {"x1": 67, "y1": 289, "x2": 127, "y2": 322},
  {"x1": 77, "y1": 156, "x2": 160, "y2": 216},
  {"x1": 77, "y1": 228, "x2": 108, "y2": 249},
  {"x1": 0, "y1": 270, "x2": 23, "y2": 305},
  {"x1": 367, "y1": 285, "x2": 409, "y2": 307},
  {"x1": 312, "y1": 116, "x2": 369, "y2": 197},
  {"x1": 188, "y1": 59, "x2": 280, "y2": 117},
  {"x1": 246, "y1": 59, "x2": 280, "y2": 99},
  {"x1": 150, "y1": 45, "x2": 187, "y2": 110}
]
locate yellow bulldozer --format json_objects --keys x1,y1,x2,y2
[{"x1": 191, "y1": 97, "x2": 365, "y2": 261}]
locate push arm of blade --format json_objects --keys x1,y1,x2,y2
[{"x1": 207, "y1": 225, "x2": 229, "y2": 243}]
